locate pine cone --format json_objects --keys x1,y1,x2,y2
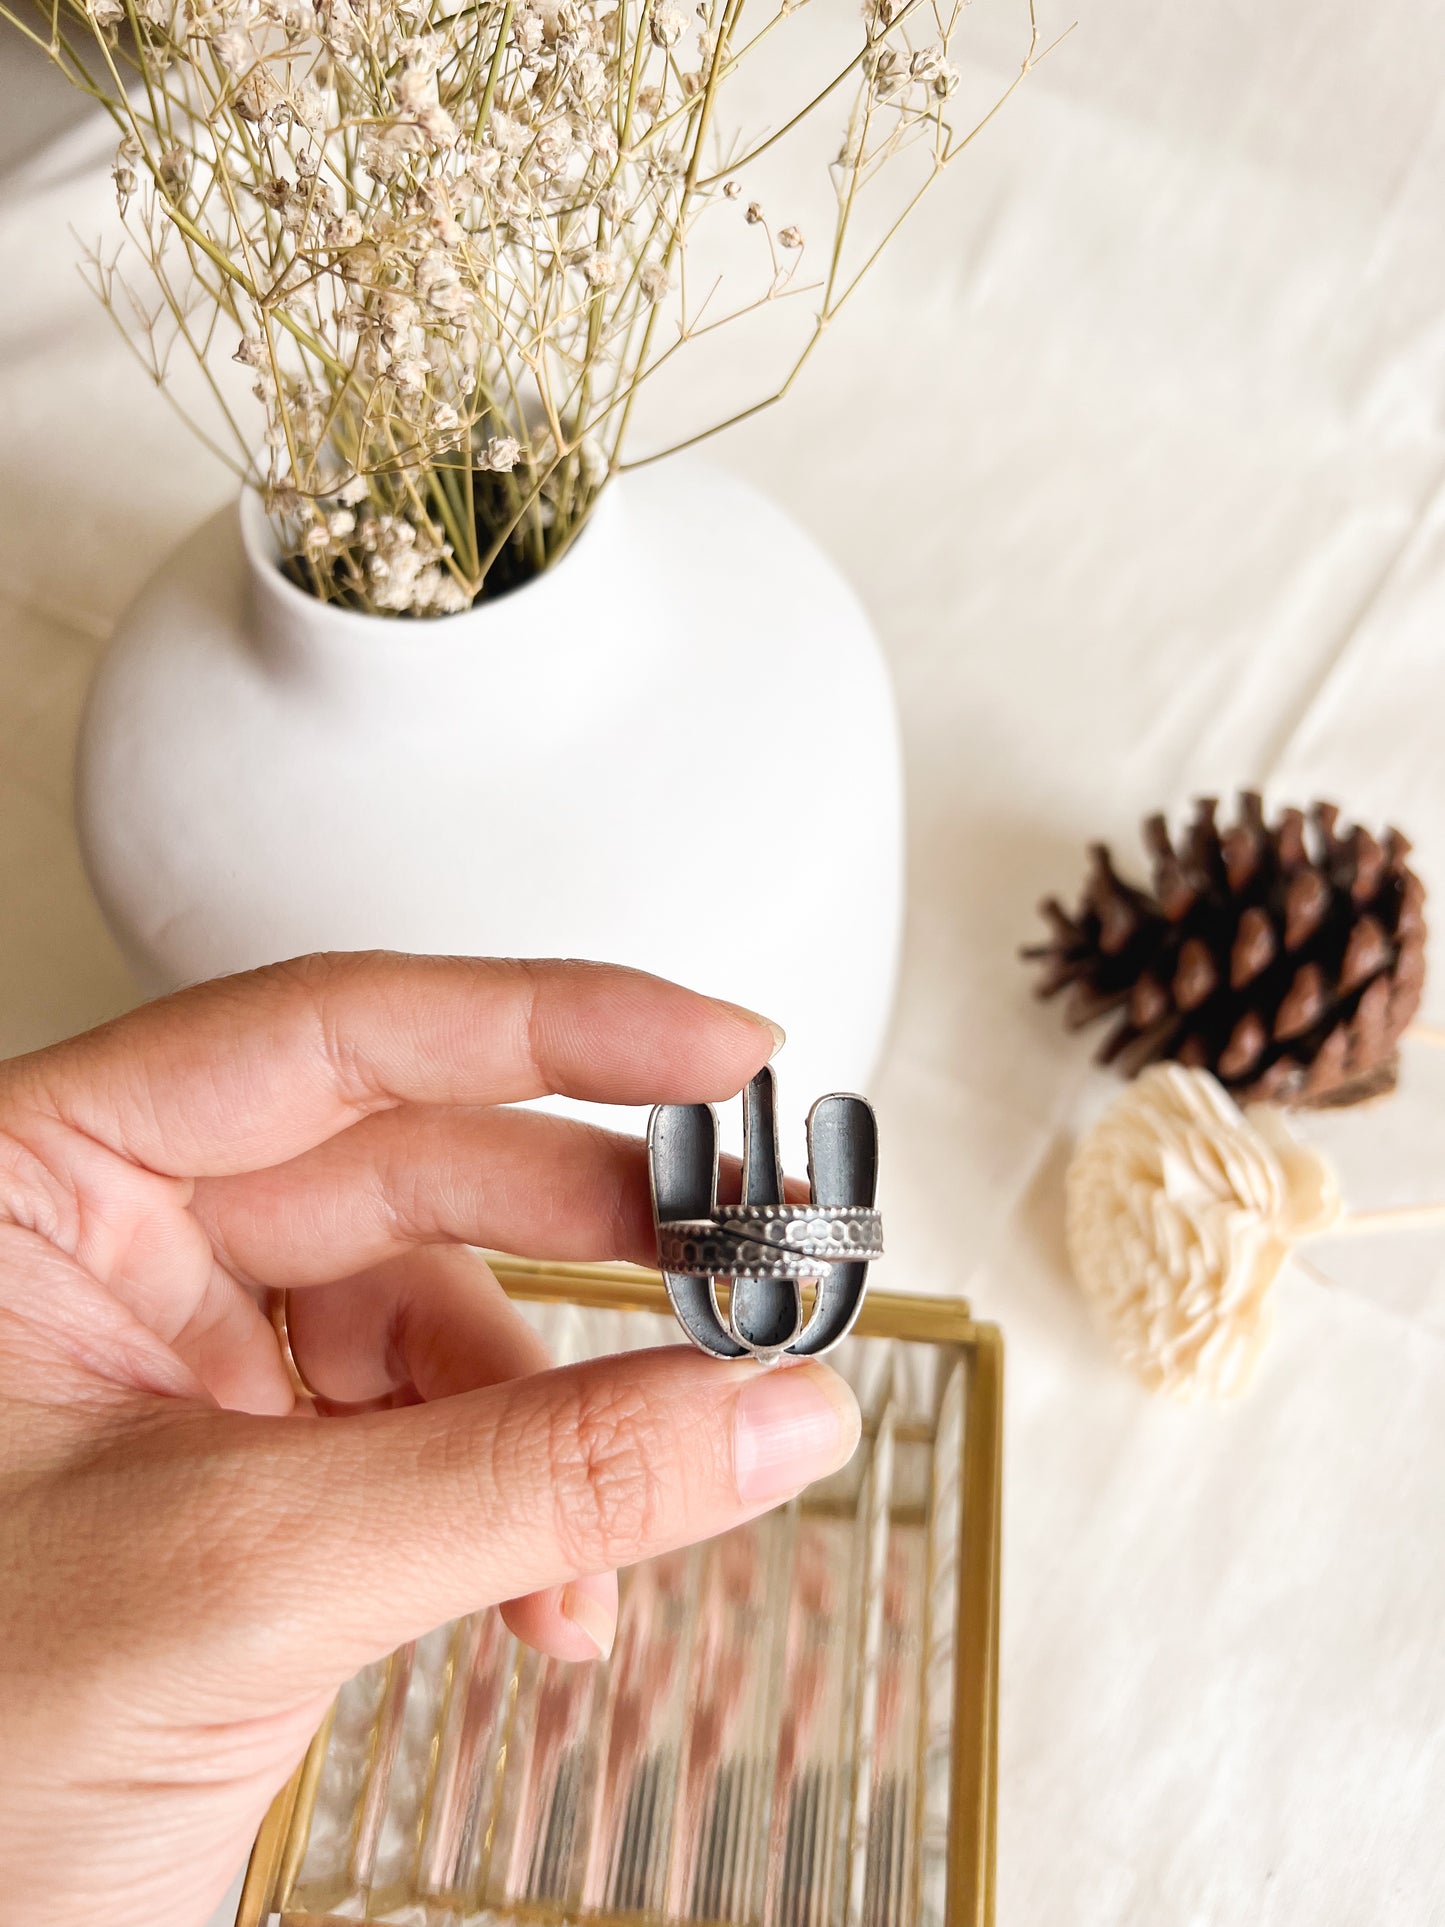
[{"x1": 1022, "y1": 794, "x2": 1427, "y2": 1106}]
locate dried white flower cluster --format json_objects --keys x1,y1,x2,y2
[
  {"x1": 1065, "y1": 1066, "x2": 1340, "y2": 1401},
  {"x1": 25, "y1": 0, "x2": 1052, "y2": 614}
]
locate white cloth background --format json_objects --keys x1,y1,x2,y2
[{"x1": 3, "y1": 3, "x2": 1445, "y2": 1920}]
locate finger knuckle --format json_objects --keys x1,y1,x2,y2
[
  {"x1": 265, "y1": 952, "x2": 392, "y2": 1104},
  {"x1": 264, "y1": 949, "x2": 386, "y2": 989},
  {"x1": 544, "y1": 1375, "x2": 666, "y2": 1569}
]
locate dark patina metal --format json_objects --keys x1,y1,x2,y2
[{"x1": 648, "y1": 1067, "x2": 881, "y2": 1360}]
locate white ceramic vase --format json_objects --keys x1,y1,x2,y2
[{"x1": 76, "y1": 460, "x2": 904, "y2": 1141}]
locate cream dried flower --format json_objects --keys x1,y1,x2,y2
[
  {"x1": 412, "y1": 99, "x2": 458, "y2": 149},
  {"x1": 419, "y1": 179, "x2": 462, "y2": 244},
  {"x1": 534, "y1": 120, "x2": 578, "y2": 178},
  {"x1": 390, "y1": 354, "x2": 429, "y2": 394},
  {"x1": 429, "y1": 401, "x2": 463, "y2": 444},
  {"x1": 324, "y1": 210, "x2": 364, "y2": 248},
  {"x1": 33, "y1": 0, "x2": 1043, "y2": 615},
  {"x1": 649, "y1": 0, "x2": 687, "y2": 46},
  {"x1": 415, "y1": 250, "x2": 469, "y2": 315},
  {"x1": 360, "y1": 127, "x2": 413, "y2": 181},
  {"x1": 112, "y1": 135, "x2": 139, "y2": 212},
  {"x1": 482, "y1": 434, "x2": 522, "y2": 471},
  {"x1": 1064, "y1": 1065, "x2": 1339, "y2": 1401},
  {"x1": 486, "y1": 110, "x2": 530, "y2": 157},
  {"x1": 212, "y1": 30, "x2": 254, "y2": 73},
  {"x1": 157, "y1": 145, "x2": 189, "y2": 195},
  {"x1": 513, "y1": 8, "x2": 544, "y2": 56},
  {"x1": 422, "y1": 571, "x2": 471, "y2": 615},
  {"x1": 234, "y1": 67, "x2": 284, "y2": 129},
  {"x1": 292, "y1": 80, "x2": 328, "y2": 131},
  {"x1": 465, "y1": 145, "x2": 501, "y2": 189},
  {"x1": 316, "y1": 0, "x2": 356, "y2": 53}
]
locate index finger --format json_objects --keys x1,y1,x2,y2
[{"x1": 0, "y1": 952, "x2": 783, "y2": 1176}]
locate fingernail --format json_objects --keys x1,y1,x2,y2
[
  {"x1": 559, "y1": 1576, "x2": 616, "y2": 1661},
  {"x1": 733, "y1": 1364, "x2": 861, "y2": 1505},
  {"x1": 717, "y1": 1000, "x2": 786, "y2": 1057}
]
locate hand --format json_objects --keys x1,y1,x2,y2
[{"x1": 0, "y1": 953, "x2": 860, "y2": 1927}]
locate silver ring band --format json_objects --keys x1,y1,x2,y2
[{"x1": 658, "y1": 1207, "x2": 883, "y2": 1277}]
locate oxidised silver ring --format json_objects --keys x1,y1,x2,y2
[{"x1": 650, "y1": 1067, "x2": 881, "y2": 1360}]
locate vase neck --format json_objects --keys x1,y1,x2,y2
[{"x1": 238, "y1": 483, "x2": 622, "y2": 690}]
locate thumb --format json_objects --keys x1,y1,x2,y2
[{"x1": 224, "y1": 1347, "x2": 859, "y2": 1691}]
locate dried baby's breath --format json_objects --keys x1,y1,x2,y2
[{"x1": 7, "y1": 0, "x2": 1064, "y2": 614}]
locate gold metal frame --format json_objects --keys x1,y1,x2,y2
[{"x1": 236, "y1": 1259, "x2": 1003, "y2": 1927}]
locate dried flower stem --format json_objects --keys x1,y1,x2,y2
[{"x1": 9, "y1": 0, "x2": 1060, "y2": 614}]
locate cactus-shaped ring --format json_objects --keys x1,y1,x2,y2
[{"x1": 648, "y1": 1067, "x2": 881, "y2": 1361}]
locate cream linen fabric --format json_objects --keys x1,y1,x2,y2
[{"x1": 4, "y1": 4, "x2": 1445, "y2": 1921}]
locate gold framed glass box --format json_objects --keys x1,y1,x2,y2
[{"x1": 237, "y1": 1261, "x2": 1003, "y2": 1927}]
